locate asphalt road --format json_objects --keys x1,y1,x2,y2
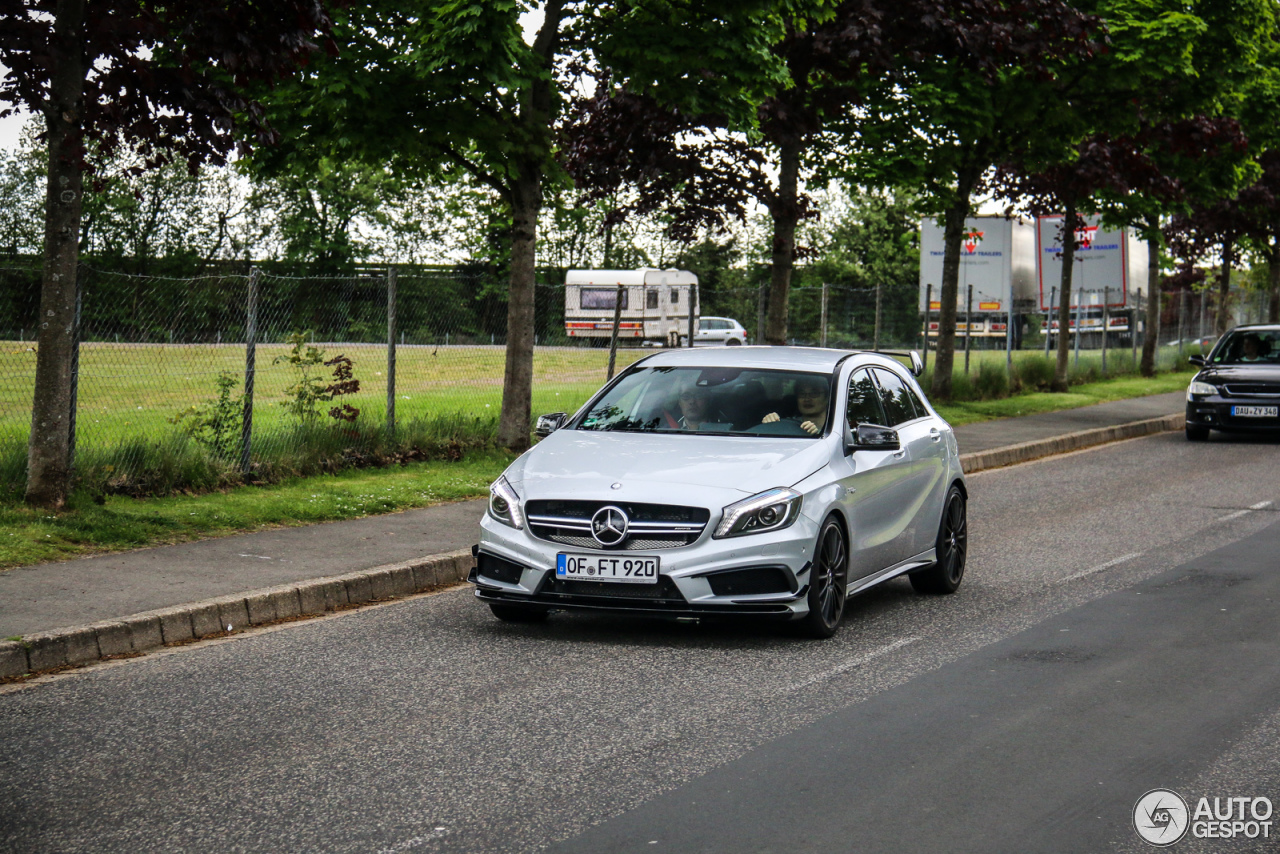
[{"x1": 1, "y1": 431, "x2": 1278, "y2": 854}]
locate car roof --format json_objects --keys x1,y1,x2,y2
[
  {"x1": 1229, "y1": 325, "x2": 1280, "y2": 332},
  {"x1": 635, "y1": 345, "x2": 907, "y2": 374}
]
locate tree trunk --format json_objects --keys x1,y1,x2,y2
[
  {"x1": 1140, "y1": 232, "x2": 1160, "y2": 377},
  {"x1": 26, "y1": 0, "x2": 86, "y2": 510},
  {"x1": 496, "y1": 168, "x2": 539, "y2": 452},
  {"x1": 930, "y1": 199, "x2": 968, "y2": 400},
  {"x1": 1054, "y1": 204, "x2": 1077, "y2": 391},
  {"x1": 764, "y1": 135, "x2": 802, "y2": 346},
  {"x1": 1216, "y1": 238, "x2": 1235, "y2": 336}
]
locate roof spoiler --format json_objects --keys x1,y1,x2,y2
[{"x1": 873, "y1": 350, "x2": 925, "y2": 377}]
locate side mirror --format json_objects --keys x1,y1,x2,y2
[
  {"x1": 1189, "y1": 355, "x2": 1206, "y2": 367},
  {"x1": 908, "y1": 350, "x2": 924, "y2": 377},
  {"x1": 847, "y1": 422, "x2": 901, "y2": 453},
  {"x1": 534, "y1": 412, "x2": 567, "y2": 438}
]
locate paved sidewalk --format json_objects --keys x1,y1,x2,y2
[{"x1": 0, "y1": 390, "x2": 1187, "y2": 670}]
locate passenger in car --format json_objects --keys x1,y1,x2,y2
[
  {"x1": 663, "y1": 383, "x2": 724, "y2": 431},
  {"x1": 761, "y1": 379, "x2": 830, "y2": 435}
]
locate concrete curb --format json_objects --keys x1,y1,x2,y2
[
  {"x1": 960, "y1": 413, "x2": 1185, "y2": 474},
  {"x1": 0, "y1": 548, "x2": 475, "y2": 681}
]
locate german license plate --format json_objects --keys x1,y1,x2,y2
[
  {"x1": 1232, "y1": 406, "x2": 1278, "y2": 417},
  {"x1": 556, "y1": 553, "x2": 659, "y2": 584}
]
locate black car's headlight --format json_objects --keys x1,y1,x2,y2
[
  {"x1": 1187, "y1": 380, "x2": 1217, "y2": 400},
  {"x1": 714, "y1": 487, "x2": 803, "y2": 538},
  {"x1": 488, "y1": 476, "x2": 524, "y2": 529}
]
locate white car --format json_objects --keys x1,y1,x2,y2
[
  {"x1": 470, "y1": 346, "x2": 968, "y2": 638},
  {"x1": 693, "y1": 316, "x2": 748, "y2": 346}
]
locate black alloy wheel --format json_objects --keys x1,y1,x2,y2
[
  {"x1": 489, "y1": 602, "x2": 550, "y2": 623},
  {"x1": 910, "y1": 485, "x2": 967, "y2": 594},
  {"x1": 801, "y1": 516, "x2": 849, "y2": 638},
  {"x1": 1186, "y1": 424, "x2": 1210, "y2": 442}
]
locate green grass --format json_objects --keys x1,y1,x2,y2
[
  {"x1": 935, "y1": 371, "x2": 1193, "y2": 426},
  {"x1": 0, "y1": 341, "x2": 645, "y2": 493},
  {"x1": 0, "y1": 449, "x2": 515, "y2": 570}
]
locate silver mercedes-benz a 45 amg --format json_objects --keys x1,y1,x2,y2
[{"x1": 469, "y1": 346, "x2": 968, "y2": 638}]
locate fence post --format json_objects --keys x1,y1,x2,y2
[
  {"x1": 922, "y1": 284, "x2": 931, "y2": 373},
  {"x1": 1132, "y1": 290, "x2": 1139, "y2": 364},
  {"x1": 1178, "y1": 290, "x2": 1188, "y2": 358},
  {"x1": 756, "y1": 283, "x2": 767, "y2": 346},
  {"x1": 67, "y1": 266, "x2": 83, "y2": 476},
  {"x1": 820, "y1": 282, "x2": 829, "y2": 347},
  {"x1": 687, "y1": 283, "x2": 697, "y2": 347},
  {"x1": 386, "y1": 266, "x2": 397, "y2": 440},
  {"x1": 606, "y1": 284, "x2": 624, "y2": 380},
  {"x1": 873, "y1": 281, "x2": 883, "y2": 351},
  {"x1": 1044, "y1": 286, "x2": 1054, "y2": 359},
  {"x1": 1102, "y1": 285, "x2": 1110, "y2": 373},
  {"x1": 1073, "y1": 287, "x2": 1083, "y2": 369},
  {"x1": 241, "y1": 267, "x2": 261, "y2": 476},
  {"x1": 965, "y1": 284, "x2": 973, "y2": 375}
]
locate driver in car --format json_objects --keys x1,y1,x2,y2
[{"x1": 762, "y1": 379, "x2": 830, "y2": 435}]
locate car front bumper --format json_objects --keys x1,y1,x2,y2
[
  {"x1": 1186, "y1": 399, "x2": 1280, "y2": 433},
  {"x1": 472, "y1": 512, "x2": 821, "y2": 619}
]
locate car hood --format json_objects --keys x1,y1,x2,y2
[
  {"x1": 504, "y1": 430, "x2": 831, "y2": 501},
  {"x1": 1196, "y1": 364, "x2": 1280, "y2": 384}
]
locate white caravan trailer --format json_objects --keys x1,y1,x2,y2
[{"x1": 563, "y1": 269, "x2": 699, "y2": 346}]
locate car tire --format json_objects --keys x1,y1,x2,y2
[
  {"x1": 910, "y1": 485, "x2": 967, "y2": 595},
  {"x1": 488, "y1": 602, "x2": 550, "y2": 623},
  {"x1": 726, "y1": 338, "x2": 742, "y2": 346},
  {"x1": 800, "y1": 515, "x2": 848, "y2": 639},
  {"x1": 1186, "y1": 424, "x2": 1210, "y2": 442}
]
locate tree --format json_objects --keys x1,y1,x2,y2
[
  {"x1": 251, "y1": 0, "x2": 786, "y2": 451},
  {"x1": 0, "y1": 0, "x2": 336, "y2": 509},
  {"x1": 992, "y1": 0, "x2": 1276, "y2": 380},
  {"x1": 850, "y1": 3, "x2": 1099, "y2": 399}
]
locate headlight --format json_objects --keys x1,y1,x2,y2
[
  {"x1": 1187, "y1": 380, "x2": 1218, "y2": 400},
  {"x1": 714, "y1": 487, "x2": 803, "y2": 538},
  {"x1": 488, "y1": 476, "x2": 524, "y2": 529}
]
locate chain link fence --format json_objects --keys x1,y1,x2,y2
[{"x1": 0, "y1": 264, "x2": 933, "y2": 495}]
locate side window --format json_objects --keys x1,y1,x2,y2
[
  {"x1": 902, "y1": 380, "x2": 929, "y2": 419},
  {"x1": 846, "y1": 369, "x2": 888, "y2": 428},
  {"x1": 646, "y1": 290, "x2": 659, "y2": 310},
  {"x1": 872, "y1": 369, "x2": 918, "y2": 426}
]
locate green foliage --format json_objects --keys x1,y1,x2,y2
[
  {"x1": 272, "y1": 332, "x2": 362, "y2": 424},
  {"x1": 169, "y1": 371, "x2": 243, "y2": 460}
]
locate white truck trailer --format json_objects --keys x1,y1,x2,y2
[
  {"x1": 919, "y1": 215, "x2": 1037, "y2": 345},
  {"x1": 1035, "y1": 214, "x2": 1148, "y2": 342},
  {"x1": 919, "y1": 214, "x2": 1148, "y2": 347},
  {"x1": 563, "y1": 269, "x2": 699, "y2": 347}
]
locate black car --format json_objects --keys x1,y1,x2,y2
[{"x1": 1185, "y1": 325, "x2": 1280, "y2": 440}]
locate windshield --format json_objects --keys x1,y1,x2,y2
[
  {"x1": 576, "y1": 367, "x2": 834, "y2": 437},
  {"x1": 1210, "y1": 330, "x2": 1280, "y2": 365}
]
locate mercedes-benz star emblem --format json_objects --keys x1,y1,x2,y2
[{"x1": 591, "y1": 505, "x2": 629, "y2": 547}]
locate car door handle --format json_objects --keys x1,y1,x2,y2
[
  {"x1": 929, "y1": 428, "x2": 942, "y2": 443},
  {"x1": 892, "y1": 448, "x2": 907, "y2": 458}
]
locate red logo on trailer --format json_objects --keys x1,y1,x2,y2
[
  {"x1": 1076, "y1": 225, "x2": 1098, "y2": 249},
  {"x1": 963, "y1": 229, "x2": 985, "y2": 254}
]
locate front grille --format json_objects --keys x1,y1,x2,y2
[
  {"x1": 1222, "y1": 383, "x2": 1280, "y2": 397},
  {"x1": 525, "y1": 500, "x2": 710, "y2": 551},
  {"x1": 541, "y1": 576, "x2": 686, "y2": 603}
]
